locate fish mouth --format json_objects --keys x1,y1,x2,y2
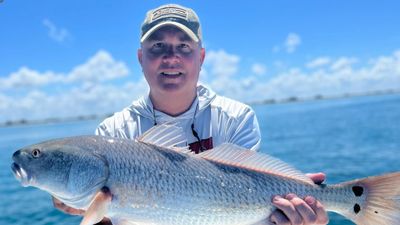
[{"x1": 11, "y1": 162, "x2": 30, "y2": 187}]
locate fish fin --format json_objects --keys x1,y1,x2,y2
[
  {"x1": 198, "y1": 143, "x2": 314, "y2": 184},
  {"x1": 110, "y1": 218, "x2": 156, "y2": 225},
  {"x1": 250, "y1": 219, "x2": 276, "y2": 225},
  {"x1": 249, "y1": 219, "x2": 275, "y2": 225},
  {"x1": 137, "y1": 123, "x2": 190, "y2": 153},
  {"x1": 110, "y1": 218, "x2": 136, "y2": 225},
  {"x1": 339, "y1": 172, "x2": 400, "y2": 225},
  {"x1": 80, "y1": 187, "x2": 112, "y2": 225}
]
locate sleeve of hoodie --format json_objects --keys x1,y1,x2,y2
[
  {"x1": 229, "y1": 107, "x2": 261, "y2": 151},
  {"x1": 212, "y1": 96, "x2": 261, "y2": 151},
  {"x1": 95, "y1": 118, "x2": 114, "y2": 136},
  {"x1": 95, "y1": 109, "x2": 136, "y2": 139}
]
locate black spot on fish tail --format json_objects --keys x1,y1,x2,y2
[
  {"x1": 354, "y1": 203, "x2": 361, "y2": 214},
  {"x1": 352, "y1": 185, "x2": 364, "y2": 197}
]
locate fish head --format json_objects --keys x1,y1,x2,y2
[{"x1": 11, "y1": 138, "x2": 109, "y2": 206}]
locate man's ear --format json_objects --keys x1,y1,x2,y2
[
  {"x1": 138, "y1": 49, "x2": 143, "y2": 65},
  {"x1": 200, "y1": 48, "x2": 205, "y2": 66}
]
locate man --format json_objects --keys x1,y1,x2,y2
[{"x1": 54, "y1": 4, "x2": 328, "y2": 225}]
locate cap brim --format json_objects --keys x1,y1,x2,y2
[{"x1": 140, "y1": 21, "x2": 199, "y2": 43}]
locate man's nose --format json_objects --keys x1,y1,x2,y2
[{"x1": 162, "y1": 47, "x2": 181, "y2": 63}]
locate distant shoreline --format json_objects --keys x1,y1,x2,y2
[
  {"x1": 1, "y1": 89, "x2": 399, "y2": 128},
  {"x1": 249, "y1": 89, "x2": 400, "y2": 106},
  {"x1": 0, "y1": 114, "x2": 112, "y2": 128}
]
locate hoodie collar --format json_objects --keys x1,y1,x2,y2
[{"x1": 128, "y1": 84, "x2": 216, "y2": 120}]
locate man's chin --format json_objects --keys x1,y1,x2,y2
[{"x1": 160, "y1": 83, "x2": 184, "y2": 92}]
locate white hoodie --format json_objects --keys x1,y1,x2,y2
[{"x1": 96, "y1": 85, "x2": 261, "y2": 153}]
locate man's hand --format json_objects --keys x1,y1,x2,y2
[
  {"x1": 52, "y1": 197, "x2": 112, "y2": 225},
  {"x1": 269, "y1": 173, "x2": 329, "y2": 225}
]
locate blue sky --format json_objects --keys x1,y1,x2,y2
[{"x1": 1, "y1": 1, "x2": 400, "y2": 122}]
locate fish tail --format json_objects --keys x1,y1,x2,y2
[{"x1": 340, "y1": 172, "x2": 400, "y2": 225}]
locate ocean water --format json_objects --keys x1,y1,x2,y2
[{"x1": 1, "y1": 93, "x2": 399, "y2": 225}]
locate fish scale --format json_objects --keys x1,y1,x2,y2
[
  {"x1": 99, "y1": 140, "x2": 337, "y2": 225},
  {"x1": 10, "y1": 126, "x2": 400, "y2": 225}
]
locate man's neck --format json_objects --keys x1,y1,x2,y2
[{"x1": 150, "y1": 89, "x2": 197, "y2": 116}]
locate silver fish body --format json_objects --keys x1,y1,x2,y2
[
  {"x1": 103, "y1": 138, "x2": 343, "y2": 224},
  {"x1": 11, "y1": 134, "x2": 400, "y2": 225}
]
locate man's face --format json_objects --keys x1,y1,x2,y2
[{"x1": 138, "y1": 26, "x2": 205, "y2": 96}]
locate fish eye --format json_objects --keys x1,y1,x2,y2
[{"x1": 32, "y1": 149, "x2": 41, "y2": 158}]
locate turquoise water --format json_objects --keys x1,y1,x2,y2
[{"x1": 1, "y1": 94, "x2": 399, "y2": 225}]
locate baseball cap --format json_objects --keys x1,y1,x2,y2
[{"x1": 140, "y1": 4, "x2": 202, "y2": 43}]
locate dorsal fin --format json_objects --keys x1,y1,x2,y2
[
  {"x1": 137, "y1": 123, "x2": 190, "y2": 153},
  {"x1": 198, "y1": 143, "x2": 314, "y2": 185}
]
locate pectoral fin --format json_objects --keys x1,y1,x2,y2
[
  {"x1": 80, "y1": 187, "x2": 112, "y2": 225},
  {"x1": 250, "y1": 220, "x2": 275, "y2": 225},
  {"x1": 110, "y1": 217, "x2": 151, "y2": 225}
]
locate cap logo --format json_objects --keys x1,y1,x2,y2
[{"x1": 151, "y1": 6, "x2": 188, "y2": 22}]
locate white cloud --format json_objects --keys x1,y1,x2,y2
[
  {"x1": 0, "y1": 50, "x2": 129, "y2": 90},
  {"x1": 273, "y1": 33, "x2": 302, "y2": 54},
  {"x1": 285, "y1": 33, "x2": 301, "y2": 53},
  {"x1": 43, "y1": 19, "x2": 70, "y2": 43},
  {"x1": 0, "y1": 67, "x2": 63, "y2": 89},
  {"x1": 306, "y1": 57, "x2": 331, "y2": 69},
  {"x1": 1, "y1": 79, "x2": 149, "y2": 122},
  {"x1": 0, "y1": 50, "x2": 133, "y2": 122},
  {"x1": 67, "y1": 50, "x2": 129, "y2": 83},
  {"x1": 2, "y1": 49, "x2": 400, "y2": 123},
  {"x1": 201, "y1": 50, "x2": 242, "y2": 96},
  {"x1": 0, "y1": 94, "x2": 10, "y2": 112},
  {"x1": 330, "y1": 57, "x2": 358, "y2": 71},
  {"x1": 251, "y1": 63, "x2": 267, "y2": 76},
  {"x1": 201, "y1": 50, "x2": 400, "y2": 103},
  {"x1": 203, "y1": 50, "x2": 240, "y2": 77}
]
